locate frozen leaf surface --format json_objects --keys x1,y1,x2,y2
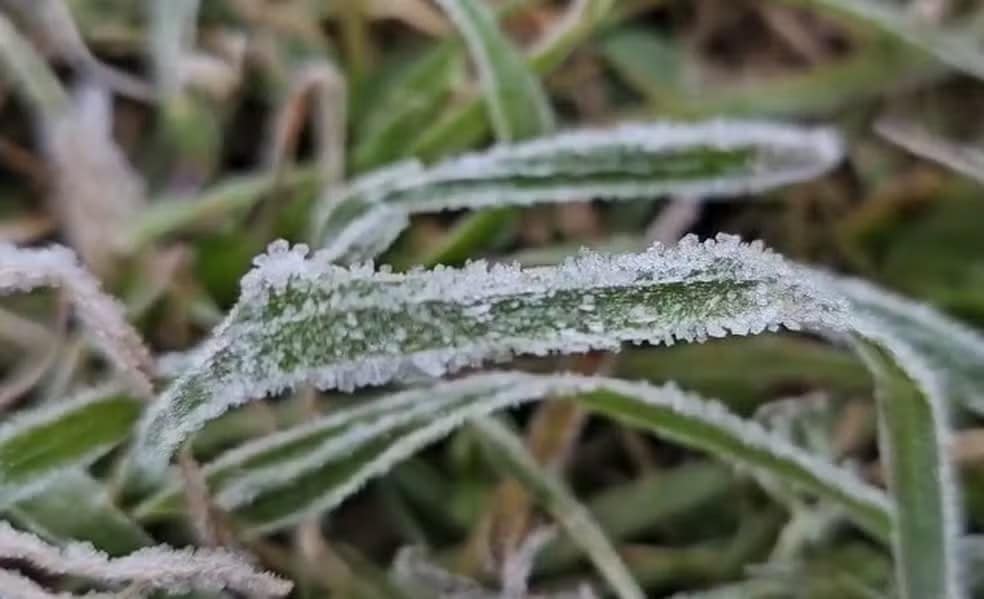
[
  {"x1": 0, "y1": 244, "x2": 154, "y2": 396},
  {"x1": 0, "y1": 521, "x2": 291, "y2": 596},
  {"x1": 310, "y1": 121, "x2": 843, "y2": 261},
  {"x1": 136, "y1": 371, "x2": 891, "y2": 541},
  {"x1": 127, "y1": 234, "x2": 849, "y2": 485}
]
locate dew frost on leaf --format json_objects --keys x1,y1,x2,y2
[
  {"x1": 127, "y1": 233, "x2": 851, "y2": 484},
  {"x1": 0, "y1": 243, "x2": 154, "y2": 397},
  {"x1": 136, "y1": 372, "x2": 891, "y2": 539},
  {"x1": 310, "y1": 120, "x2": 844, "y2": 260},
  {"x1": 0, "y1": 521, "x2": 292, "y2": 597},
  {"x1": 833, "y1": 275, "x2": 984, "y2": 415}
]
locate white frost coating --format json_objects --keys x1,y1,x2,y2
[
  {"x1": 170, "y1": 372, "x2": 890, "y2": 537},
  {"x1": 848, "y1": 318, "x2": 964, "y2": 599},
  {"x1": 317, "y1": 204, "x2": 409, "y2": 264},
  {"x1": 834, "y1": 274, "x2": 984, "y2": 414},
  {"x1": 129, "y1": 234, "x2": 852, "y2": 484},
  {"x1": 0, "y1": 384, "x2": 131, "y2": 508},
  {"x1": 41, "y1": 84, "x2": 147, "y2": 276},
  {"x1": 310, "y1": 120, "x2": 844, "y2": 257},
  {"x1": 0, "y1": 568, "x2": 117, "y2": 599},
  {"x1": 0, "y1": 521, "x2": 292, "y2": 597},
  {"x1": 0, "y1": 243, "x2": 153, "y2": 397}
]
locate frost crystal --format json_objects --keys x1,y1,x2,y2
[
  {"x1": 0, "y1": 521, "x2": 292, "y2": 597},
  {"x1": 0, "y1": 244, "x2": 154, "y2": 397},
  {"x1": 311, "y1": 120, "x2": 843, "y2": 260},
  {"x1": 129, "y1": 233, "x2": 851, "y2": 491}
]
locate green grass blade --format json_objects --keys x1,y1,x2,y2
[
  {"x1": 775, "y1": 0, "x2": 984, "y2": 82},
  {"x1": 852, "y1": 340, "x2": 959, "y2": 599},
  {"x1": 352, "y1": 45, "x2": 464, "y2": 172},
  {"x1": 0, "y1": 386, "x2": 141, "y2": 508},
  {"x1": 435, "y1": 0, "x2": 553, "y2": 141},
  {"x1": 407, "y1": 0, "x2": 613, "y2": 160},
  {"x1": 0, "y1": 11, "x2": 69, "y2": 121},
  {"x1": 472, "y1": 417, "x2": 645, "y2": 599},
  {"x1": 6, "y1": 471, "x2": 152, "y2": 556},
  {"x1": 310, "y1": 121, "x2": 843, "y2": 261},
  {"x1": 125, "y1": 234, "x2": 849, "y2": 487},
  {"x1": 134, "y1": 372, "x2": 891, "y2": 542},
  {"x1": 835, "y1": 275, "x2": 984, "y2": 416}
]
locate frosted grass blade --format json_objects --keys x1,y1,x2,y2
[
  {"x1": 0, "y1": 386, "x2": 141, "y2": 508},
  {"x1": 135, "y1": 372, "x2": 891, "y2": 543},
  {"x1": 0, "y1": 244, "x2": 154, "y2": 397},
  {"x1": 0, "y1": 521, "x2": 292, "y2": 596},
  {"x1": 311, "y1": 121, "x2": 844, "y2": 261},
  {"x1": 834, "y1": 275, "x2": 984, "y2": 416},
  {"x1": 852, "y1": 339, "x2": 959, "y2": 599},
  {"x1": 426, "y1": 0, "x2": 558, "y2": 266},
  {"x1": 126, "y1": 234, "x2": 849, "y2": 486}
]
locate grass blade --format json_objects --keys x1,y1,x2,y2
[
  {"x1": 6, "y1": 471, "x2": 152, "y2": 556},
  {"x1": 833, "y1": 275, "x2": 984, "y2": 416},
  {"x1": 852, "y1": 340, "x2": 959, "y2": 599},
  {"x1": 0, "y1": 520, "x2": 292, "y2": 596},
  {"x1": 0, "y1": 386, "x2": 141, "y2": 508},
  {"x1": 472, "y1": 417, "x2": 645, "y2": 599},
  {"x1": 126, "y1": 234, "x2": 848, "y2": 486},
  {"x1": 775, "y1": 0, "x2": 984, "y2": 82},
  {"x1": 135, "y1": 372, "x2": 891, "y2": 542},
  {"x1": 434, "y1": 0, "x2": 553, "y2": 141},
  {"x1": 310, "y1": 121, "x2": 843, "y2": 261},
  {"x1": 426, "y1": 0, "x2": 560, "y2": 266}
]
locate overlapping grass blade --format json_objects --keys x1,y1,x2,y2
[
  {"x1": 426, "y1": 0, "x2": 558, "y2": 265},
  {"x1": 0, "y1": 386, "x2": 141, "y2": 508},
  {"x1": 6, "y1": 471, "x2": 151, "y2": 556},
  {"x1": 134, "y1": 372, "x2": 891, "y2": 543}
]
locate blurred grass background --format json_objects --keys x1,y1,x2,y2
[{"x1": 2, "y1": 0, "x2": 984, "y2": 596}]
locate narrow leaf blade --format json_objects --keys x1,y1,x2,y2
[{"x1": 127, "y1": 234, "x2": 848, "y2": 486}]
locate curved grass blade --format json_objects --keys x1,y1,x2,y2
[
  {"x1": 352, "y1": 45, "x2": 463, "y2": 172},
  {"x1": 6, "y1": 470, "x2": 152, "y2": 556},
  {"x1": 407, "y1": 0, "x2": 615, "y2": 160},
  {"x1": 310, "y1": 121, "x2": 844, "y2": 262},
  {"x1": 0, "y1": 386, "x2": 141, "y2": 508},
  {"x1": 776, "y1": 0, "x2": 984, "y2": 82},
  {"x1": 434, "y1": 0, "x2": 553, "y2": 141},
  {"x1": 134, "y1": 372, "x2": 891, "y2": 543},
  {"x1": 849, "y1": 337, "x2": 960, "y2": 599},
  {"x1": 0, "y1": 11, "x2": 69, "y2": 122},
  {"x1": 125, "y1": 234, "x2": 849, "y2": 487},
  {"x1": 832, "y1": 275, "x2": 984, "y2": 416},
  {"x1": 426, "y1": 0, "x2": 559, "y2": 266},
  {"x1": 0, "y1": 520, "x2": 292, "y2": 597},
  {"x1": 472, "y1": 418, "x2": 643, "y2": 599},
  {"x1": 0, "y1": 243, "x2": 155, "y2": 397}
]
